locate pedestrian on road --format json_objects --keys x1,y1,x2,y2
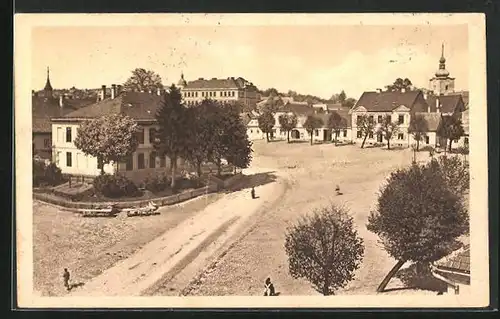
[
  {"x1": 251, "y1": 187, "x2": 256, "y2": 199},
  {"x1": 63, "y1": 268, "x2": 71, "y2": 291},
  {"x1": 263, "y1": 277, "x2": 275, "y2": 296}
]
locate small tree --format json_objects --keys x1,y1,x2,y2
[
  {"x1": 377, "y1": 117, "x2": 400, "y2": 150},
  {"x1": 74, "y1": 113, "x2": 139, "y2": 175},
  {"x1": 154, "y1": 85, "x2": 191, "y2": 189},
  {"x1": 284, "y1": 204, "x2": 364, "y2": 296},
  {"x1": 278, "y1": 113, "x2": 298, "y2": 143},
  {"x1": 184, "y1": 102, "x2": 209, "y2": 178},
  {"x1": 366, "y1": 161, "x2": 469, "y2": 292},
  {"x1": 327, "y1": 112, "x2": 343, "y2": 145},
  {"x1": 123, "y1": 68, "x2": 163, "y2": 92},
  {"x1": 258, "y1": 111, "x2": 276, "y2": 142},
  {"x1": 303, "y1": 115, "x2": 324, "y2": 145},
  {"x1": 408, "y1": 114, "x2": 429, "y2": 151},
  {"x1": 437, "y1": 115, "x2": 465, "y2": 152},
  {"x1": 356, "y1": 114, "x2": 376, "y2": 148},
  {"x1": 385, "y1": 78, "x2": 413, "y2": 92}
]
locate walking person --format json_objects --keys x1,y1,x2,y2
[
  {"x1": 263, "y1": 277, "x2": 275, "y2": 296},
  {"x1": 251, "y1": 187, "x2": 256, "y2": 199},
  {"x1": 63, "y1": 268, "x2": 71, "y2": 291}
]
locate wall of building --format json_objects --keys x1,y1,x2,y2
[
  {"x1": 181, "y1": 87, "x2": 259, "y2": 108},
  {"x1": 351, "y1": 110, "x2": 412, "y2": 146},
  {"x1": 33, "y1": 133, "x2": 52, "y2": 159},
  {"x1": 51, "y1": 122, "x2": 190, "y2": 183}
]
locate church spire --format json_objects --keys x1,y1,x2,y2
[
  {"x1": 44, "y1": 66, "x2": 53, "y2": 92},
  {"x1": 435, "y1": 43, "x2": 449, "y2": 77}
]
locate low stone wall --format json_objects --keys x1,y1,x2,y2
[{"x1": 33, "y1": 183, "x2": 219, "y2": 212}]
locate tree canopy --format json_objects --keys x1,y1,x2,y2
[
  {"x1": 356, "y1": 114, "x2": 376, "y2": 148},
  {"x1": 278, "y1": 113, "x2": 298, "y2": 143},
  {"x1": 285, "y1": 204, "x2": 364, "y2": 295},
  {"x1": 385, "y1": 78, "x2": 414, "y2": 92},
  {"x1": 74, "y1": 113, "x2": 139, "y2": 174},
  {"x1": 303, "y1": 115, "x2": 324, "y2": 145},
  {"x1": 123, "y1": 68, "x2": 163, "y2": 92},
  {"x1": 367, "y1": 159, "x2": 469, "y2": 292},
  {"x1": 258, "y1": 111, "x2": 276, "y2": 142},
  {"x1": 408, "y1": 114, "x2": 429, "y2": 151},
  {"x1": 437, "y1": 115, "x2": 465, "y2": 152},
  {"x1": 377, "y1": 117, "x2": 400, "y2": 149},
  {"x1": 327, "y1": 112, "x2": 345, "y2": 145}
]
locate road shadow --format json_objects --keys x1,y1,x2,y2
[
  {"x1": 228, "y1": 171, "x2": 278, "y2": 192},
  {"x1": 68, "y1": 282, "x2": 85, "y2": 291}
]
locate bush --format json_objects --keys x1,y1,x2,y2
[
  {"x1": 432, "y1": 155, "x2": 469, "y2": 197},
  {"x1": 93, "y1": 174, "x2": 141, "y2": 198},
  {"x1": 33, "y1": 160, "x2": 64, "y2": 187},
  {"x1": 143, "y1": 174, "x2": 169, "y2": 193}
]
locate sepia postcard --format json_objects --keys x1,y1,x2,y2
[{"x1": 14, "y1": 13, "x2": 489, "y2": 308}]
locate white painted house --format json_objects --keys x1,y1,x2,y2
[{"x1": 51, "y1": 85, "x2": 189, "y2": 184}]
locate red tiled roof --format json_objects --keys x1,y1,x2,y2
[
  {"x1": 57, "y1": 92, "x2": 163, "y2": 121},
  {"x1": 414, "y1": 112, "x2": 442, "y2": 132},
  {"x1": 32, "y1": 96, "x2": 95, "y2": 133},
  {"x1": 425, "y1": 94, "x2": 465, "y2": 114},
  {"x1": 184, "y1": 77, "x2": 254, "y2": 90},
  {"x1": 355, "y1": 90, "x2": 424, "y2": 112},
  {"x1": 434, "y1": 245, "x2": 470, "y2": 274}
]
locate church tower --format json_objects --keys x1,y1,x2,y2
[
  {"x1": 429, "y1": 44, "x2": 455, "y2": 96},
  {"x1": 43, "y1": 66, "x2": 54, "y2": 98},
  {"x1": 177, "y1": 72, "x2": 187, "y2": 89}
]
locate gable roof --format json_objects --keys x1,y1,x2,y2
[
  {"x1": 414, "y1": 112, "x2": 442, "y2": 132},
  {"x1": 281, "y1": 103, "x2": 315, "y2": 115},
  {"x1": 425, "y1": 94, "x2": 465, "y2": 114},
  {"x1": 434, "y1": 245, "x2": 470, "y2": 274},
  {"x1": 354, "y1": 90, "x2": 424, "y2": 112},
  {"x1": 184, "y1": 77, "x2": 255, "y2": 90},
  {"x1": 32, "y1": 96, "x2": 95, "y2": 133},
  {"x1": 55, "y1": 92, "x2": 163, "y2": 121}
]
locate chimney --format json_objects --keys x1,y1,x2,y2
[
  {"x1": 32, "y1": 90, "x2": 36, "y2": 97},
  {"x1": 100, "y1": 85, "x2": 106, "y2": 101},
  {"x1": 157, "y1": 87, "x2": 161, "y2": 96},
  {"x1": 111, "y1": 84, "x2": 116, "y2": 99},
  {"x1": 59, "y1": 94, "x2": 64, "y2": 108}
]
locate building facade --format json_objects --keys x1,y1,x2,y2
[
  {"x1": 178, "y1": 73, "x2": 260, "y2": 108},
  {"x1": 51, "y1": 86, "x2": 189, "y2": 184}
]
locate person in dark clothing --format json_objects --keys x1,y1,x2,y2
[
  {"x1": 263, "y1": 277, "x2": 275, "y2": 296},
  {"x1": 63, "y1": 268, "x2": 71, "y2": 291},
  {"x1": 251, "y1": 187, "x2": 256, "y2": 199}
]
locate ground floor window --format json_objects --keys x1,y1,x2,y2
[
  {"x1": 66, "y1": 152, "x2": 72, "y2": 167},
  {"x1": 44, "y1": 139, "x2": 51, "y2": 148},
  {"x1": 357, "y1": 130, "x2": 362, "y2": 138},
  {"x1": 315, "y1": 129, "x2": 319, "y2": 136},
  {"x1": 398, "y1": 133, "x2": 404, "y2": 140},
  {"x1": 343, "y1": 130, "x2": 347, "y2": 137},
  {"x1": 125, "y1": 155, "x2": 133, "y2": 171},
  {"x1": 138, "y1": 153, "x2": 145, "y2": 169},
  {"x1": 149, "y1": 152, "x2": 156, "y2": 169},
  {"x1": 425, "y1": 136, "x2": 430, "y2": 144}
]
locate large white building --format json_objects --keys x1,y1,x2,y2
[{"x1": 178, "y1": 73, "x2": 260, "y2": 109}]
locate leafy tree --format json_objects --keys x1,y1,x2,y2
[
  {"x1": 408, "y1": 114, "x2": 429, "y2": 151},
  {"x1": 385, "y1": 78, "x2": 413, "y2": 92},
  {"x1": 123, "y1": 68, "x2": 163, "y2": 92},
  {"x1": 377, "y1": 117, "x2": 400, "y2": 150},
  {"x1": 211, "y1": 103, "x2": 253, "y2": 175},
  {"x1": 154, "y1": 85, "x2": 191, "y2": 189},
  {"x1": 342, "y1": 97, "x2": 357, "y2": 109},
  {"x1": 303, "y1": 115, "x2": 324, "y2": 145},
  {"x1": 74, "y1": 113, "x2": 139, "y2": 175},
  {"x1": 435, "y1": 155, "x2": 470, "y2": 198},
  {"x1": 356, "y1": 114, "x2": 376, "y2": 148},
  {"x1": 284, "y1": 204, "x2": 364, "y2": 296},
  {"x1": 278, "y1": 113, "x2": 298, "y2": 143},
  {"x1": 184, "y1": 101, "x2": 210, "y2": 178},
  {"x1": 437, "y1": 115, "x2": 465, "y2": 152},
  {"x1": 259, "y1": 96, "x2": 284, "y2": 114},
  {"x1": 258, "y1": 111, "x2": 276, "y2": 142},
  {"x1": 327, "y1": 111, "x2": 344, "y2": 145},
  {"x1": 366, "y1": 161, "x2": 469, "y2": 292},
  {"x1": 338, "y1": 90, "x2": 347, "y2": 104}
]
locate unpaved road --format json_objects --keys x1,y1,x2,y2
[{"x1": 70, "y1": 167, "x2": 288, "y2": 296}]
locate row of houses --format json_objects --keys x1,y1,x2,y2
[{"x1": 245, "y1": 89, "x2": 469, "y2": 149}]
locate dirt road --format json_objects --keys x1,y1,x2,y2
[{"x1": 70, "y1": 167, "x2": 287, "y2": 296}]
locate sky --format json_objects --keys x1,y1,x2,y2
[{"x1": 32, "y1": 24, "x2": 468, "y2": 100}]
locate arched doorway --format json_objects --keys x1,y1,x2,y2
[{"x1": 291, "y1": 129, "x2": 300, "y2": 139}]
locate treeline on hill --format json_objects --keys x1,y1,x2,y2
[{"x1": 258, "y1": 87, "x2": 357, "y2": 108}]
